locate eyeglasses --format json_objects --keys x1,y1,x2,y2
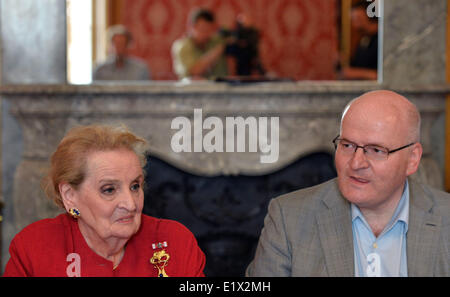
[{"x1": 332, "y1": 135, "x2": 415, "y2": 161}]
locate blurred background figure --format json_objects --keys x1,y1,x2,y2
[
  {"x1": 171, "y1": 8, "x2": 228, "y2": 80},
  {"x1": 221, "y1": 14, "x2": 265, "y2": 77},
  {"x1": 93, "y1": 25, "x2": 151, "y2": 81},
  {"x1": 340, "y1": 1, "x2": 378, "y2": 80}
]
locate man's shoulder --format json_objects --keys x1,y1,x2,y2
[
  {"x1": 93, "y1": 59, "x2": 115, "y2": 78},
  {"x1": 273, "y1": 178, "x2": 339, "y2": 212},
  {"x1": 125, "y1": 57, "x2": 149, "y2": 73},
  {"x1": 172, "y1": 36, "x2": 193, "y2": 52},
  {"x1": 416, "y1": 181, "x2": 450, "y2": 213},
  {"x1": 173, "y1": 36, "x2": 189, "y2": 44},
  {"x1": 94, "y1": 58, "x2": 114, "y2": 70}
]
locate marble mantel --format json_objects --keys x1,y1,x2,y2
[
  {"x1": 2, "y1": 81, "x2": 448, "y2": 174},
  {"x1": 1, "y1": 81, "x2": 448, "y2": 233}
]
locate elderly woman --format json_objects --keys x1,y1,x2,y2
[{"x1": 4, "y1": 125, "x2": 205, "y2": 276}]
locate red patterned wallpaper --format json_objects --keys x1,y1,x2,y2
[{"x1": 121, "y1": 0, "x2": 338, "y2": 80}]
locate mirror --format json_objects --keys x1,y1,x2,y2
[{"x1": 67, "y1": 0, "x2": 379, "y2": 84}]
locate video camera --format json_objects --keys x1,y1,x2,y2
[{"x1": 219, "y1": 23, "x2": 264, "y2": 76}]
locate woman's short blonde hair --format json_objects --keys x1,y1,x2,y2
[{"x1": 42, "y1": 124, "x2": 148, "y2": 209}]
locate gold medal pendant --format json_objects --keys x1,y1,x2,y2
[{"x1": 150, "y1": 249, "x2": 170, "y2": 277}]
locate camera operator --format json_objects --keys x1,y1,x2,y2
[{"x1": 172, "y1": 8, "x2": 229, "y2": 80}]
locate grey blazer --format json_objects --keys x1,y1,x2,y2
[{"x1": 246, "y1": 178, "x2": 450, "y2": 276}]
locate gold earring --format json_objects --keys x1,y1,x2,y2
[{"x1": 68, "y1": 208, "x2": 81, "y2": 219}]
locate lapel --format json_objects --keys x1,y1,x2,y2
[
  {"x1": 315, "y1": 179, "x2": 354, "y2": 277},
  {"x1": 406, "y1": 179, "x2": 442, "y2": 277}
]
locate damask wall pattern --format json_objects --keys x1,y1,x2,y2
[{"x1": 122, "y1": 0, "x2": 338, "y2": 80}]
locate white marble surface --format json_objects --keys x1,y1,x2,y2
[
  {"x1": 1, "y1": 81, "x2": 450, "y2": 95},
  {"x1": 383, "y1": 0, "x2": 447, "y2": 86}
]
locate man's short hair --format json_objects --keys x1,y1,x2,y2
[
  {"x1": 107, "y1": 24, "x2": 132, "y2": 44},
  {"x1": 189, "y1": 8, "x2": 215, "y2": 24}
]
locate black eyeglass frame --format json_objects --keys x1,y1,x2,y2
[{"x1": 332, "y1": 135, "x2": 416, "y2": 156}]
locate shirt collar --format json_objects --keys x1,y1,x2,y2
[{"x1": 351, "y1": 179, "x2": 409, "y2": 232}]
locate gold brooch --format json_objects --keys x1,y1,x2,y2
[{"x1": 150, "y1": 249, "x2": 170, "y2": 277}]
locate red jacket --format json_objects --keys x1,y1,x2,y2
[{"x1": 3, "y1": 213, "x2": 205, "y2": 277}]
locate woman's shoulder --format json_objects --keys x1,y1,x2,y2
[
  {"x1": 139, "y1": 214, "x2": 197, "y2": 244},
  {"x1": 141, "y1": 214, "x2": 194, "y2": 235},
  {"x1": 13, "y1": 213, "x2": 70, "y2": 242}
]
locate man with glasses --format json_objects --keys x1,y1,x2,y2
[{"x1": 246, "y1": 90, "x2": 449, "y2": 276}]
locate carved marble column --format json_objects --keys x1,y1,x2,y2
[
  {"x1": 0, "y1": 0, "x2": 66, "y2": 84},
  {"x1": 381, "y1": 0, "x2": 448, "y2": 190},
  {"x1": 0, "y1": 0, "x2": 67, "y2": 269},
  {"x1": 383, "y1": 0, "x2": 447, "y2": 86}
]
